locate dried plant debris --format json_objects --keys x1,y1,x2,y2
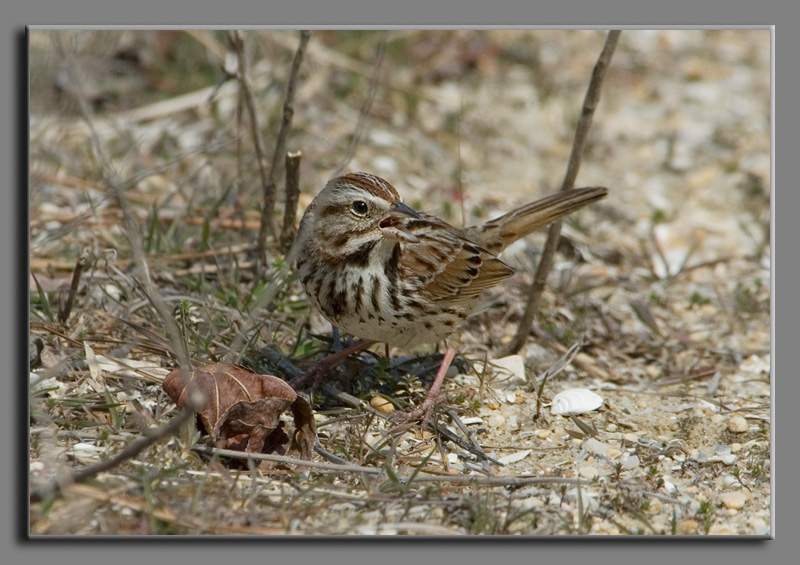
[
  {"x1": 163, "y1": 363, "x2": 316, "y2": 462},
  {"x1": 30, "y1": 30, "x2": 770, "y2": 536}
]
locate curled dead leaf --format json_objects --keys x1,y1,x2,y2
[{"x1": 162, "y1": 363, "x2": 316, "y2": 463}]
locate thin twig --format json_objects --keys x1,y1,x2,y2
[
  {"x1": 502, "y1": 30, "x2": 621, "y2": 356},
  {"x1": 57, "y1": 248, "x2": 90, "y2": 324},
  {"x1": 229, "y1": 31, "x2": 272, "y2": 255},
  {"x1": 280, "y1": 150, "x2": 302, "y2": 253},
  {"x1": 535, "y1": 340, "x2": 582, "y2": 419},
  {"x1": 255, "y1": 30, "x2": 310, "y2": 267},
  {"x1": 30, "y1": 393, "x2": 205, "y2": 502},
  {"x1": 192, "y1": 445, "x2": 594, "y2": 488}
]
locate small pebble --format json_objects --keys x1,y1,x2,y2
[
  {"x1": 719, "y1": 490, "x2": 747, "y2": 510},
  {"x1": 645, "y1": 365, "x2": 662, "y2": 378},
  {"x1": 579, "y1": 465, "x2": 599, "y2": 480},
  {"x1": 487, "y1": 414, "x2": 506, "y2": 428},
  {"x1": 721, "y1": 475, "x2": 742, "y2": 489},
  {"x1": 370, "y1": 396, "x2": 395, "y2": 414},
  {"x1": 582, "y1": 437, "x2": 610, "y2": 456},
  {"x1": 678, "y1": 519, "x2": 699, "y2": 534},
  {"x1": 534, "y1": 429, "x2": 551, "y2": 439},
  {"x1": 708, "y1": 525, "x2": 737, "y2": 535},
  {"x1": 751, "y1": 518, "x2": 770, "y2": 536},
  {"x1": 728, "y1": 415, "x2": 749, "y2": 433},
  {"x1": 621, "y1": 455, "x2": 640, "y2": 470},
  {"x1": 490, "y1": 355, "x2": 527, "y2": 387}
]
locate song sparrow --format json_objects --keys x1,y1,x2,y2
[{"x1": 291, "y1": 172, "x2": 607, "y2": 427}]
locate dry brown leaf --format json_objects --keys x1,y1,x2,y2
[{"x1": 162, "y1": 363, "x2": 316, "y2": 463}]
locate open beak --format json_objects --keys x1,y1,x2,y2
[
  {"x1": 379, "y1": 201, "x2": 422, "y2": 243},
  {"x1": 390, "y1": 201, "x2": 421, "y2": 219}
]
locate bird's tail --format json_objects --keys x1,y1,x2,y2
[{"x1": 475, "y1": 186, "x2": 608, "y2": 253}]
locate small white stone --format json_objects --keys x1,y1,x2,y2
[
  {"x1": 487, "y1": 414, "x2": 506, "y2": 428},
  {"x1": 752, "y1": 518, "x2": 770, "y2": 536},
  {"x1": 582, "y1": 438, "x2": 610, "y2": 456},
  {"x1": 489, "y1": 355, "x2": 527, "y2": 387},
  {"x1": 621, "y1": 455, "x2": 640, "y2": 470},
  {"x1": 72, "y1": 442, "x2": 100, "y2": 452},
  {"x1": 728, "y1": 415, "x2": 749, "y2": 433},
  {"x1": 723, "y1": 475, "x2": 744, "y2": 489},
  {"x1": 708, "y1": 524, "x2": 737, "y2": 535},
  {"x1": 719, "y1": 490, "x2": 747, "y2": 510},
  {"x1": 579, "y1": 465, "x2": 599, "y2": 480}
]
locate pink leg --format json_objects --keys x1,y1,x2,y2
[
  {"x1": 390, "y1": 346, "x2": 456, "y2": 433},
  {"x1": 288, "y1": 339, "x2": 374, "y2": 391}
]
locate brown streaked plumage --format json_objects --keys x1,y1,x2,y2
[{"x1": 291, "y1": 172, "x2": 607, "y2": 426}]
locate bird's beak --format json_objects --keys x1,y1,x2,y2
[
  {"x1": 379, "y1": 201, "x2": 422, "y2": 243},
  {"x1": 390, "y1": 201, "x2": 421, "y2": 219}
]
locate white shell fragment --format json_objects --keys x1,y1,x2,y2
[
  {"x1": 550, "y1": 388, "x2": 604, "y2": 415},
  {"x1": 498, "y1": 449, "x2": 532, "y2": 465},
  {"x1": 488, "y1": 355, "x2": 527, "y2": 387}
]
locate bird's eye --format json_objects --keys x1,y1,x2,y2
[{"x1": 352, "y1": 200, "x2": 368, "y2": 215}]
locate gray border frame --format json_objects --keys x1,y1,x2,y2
[{"x1": 10, "y1": 1, "x2": 794, "y2": 564}]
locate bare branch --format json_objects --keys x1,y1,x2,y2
[
  {"x1": 502, "y1": 30, "x2": 621, "y2": 356},
  {"x1": 280, "y1": 150, "x2": 303, "y2": 253},
  {"x1": 228, "y1": 31, "x2": 272, "y2": 255},
  {"x1": 255, "y1": 30, "x2": 310, "y2": 268},
  {"x1": 57, "y1": 248, "x2": 90, "y2": 324},
  {"x1": 192, "y1": 445, "x2": 592, "y2": 488}
]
